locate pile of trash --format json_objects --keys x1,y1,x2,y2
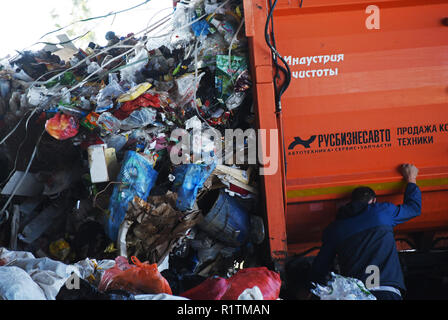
[
  {"x1": 0, "y1": 247, "x2": 281, "y2": 300},
  {"x1": 0, "y1": 0, "x2": 272, "y2": 300}
]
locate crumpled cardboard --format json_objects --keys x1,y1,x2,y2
[{"x1": 124, "y1": 191, "x2": 203, "y2": 265}]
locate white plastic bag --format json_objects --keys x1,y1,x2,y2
[
  {"x1": 0, "y1": 248, "x2": 120, "y2": 300},
  {"x1": 27, "y1": 87, "x2": 50, "y2": 106},
  {"x1": 73, "y1": 258, "x2": 116, "y2": 286},
  {"x1": 27, "y1": 269, "x2": 68, "y2": 300},
  {"x1": 0, "y1": 247, "x2": 35, "y2": 261},
  {"x1": 0, "y1": 266, "x2": 46, "y2": 300},
  {"x1": 120, "y1": 47, "x2": 149, "y2": 84}
]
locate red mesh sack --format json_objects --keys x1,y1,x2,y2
[
  {"x1": 180, "y1": 277, "x2": 229, "y2": 300},
  {"x1": 98, "y1": 256, "x2": 172, "y2": 295}
]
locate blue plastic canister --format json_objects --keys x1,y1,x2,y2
[{"x1": 198, "y1": 191, "x2": 250, "y2": 247}]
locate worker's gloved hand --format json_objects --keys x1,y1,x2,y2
[{"x1": 400, "y1": 163, "x2": 419, "y2": 184}]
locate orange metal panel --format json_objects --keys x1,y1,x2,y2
[
  {"x1": 244, "y1": 0, "x2": 288, "y2": 262},
  {"x1": 244, "y1": 0, "x2": 448, "y2": 259}
]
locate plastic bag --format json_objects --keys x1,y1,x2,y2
[
  {"x1": 220, "y1": 267, "x2": 281, "y2": 300},
  {"x1": 225, "y1": 91, "x2": 245, "y2": 110},
  {"x1": 311, "y1": 272, "x2": 376, "y2": 300},
  {"x1": 106, "y1": 151, "x2": 158, "y2": 241},
  {"x1": 27, "y1": 269, "x2": 69, "y2": 300},
  {"x1": 5, "y1": 256, "x2": 79, "y2": 280},
  {"x1": 45, "y1": 113, "x2": 79, "y2": 140},
  {"x1": 0, "y1": 250, "x2": 81, "y2": 300},
  {"x1": 180, "y1": 267, "x2": 281, "y2": 300},
  {"x1": 97, "y1": 112, "x2": 122, "y2": 134},
  {"x1": 119, "y1": 107, "x2": 157, "y2": 131},
  {"x1": 215, "y1": 55, "x2": 248, "y2": 102},
  {"x1": 0, "y1": 248, "x2": 35, "y2": 261},
  {"x1": 180, "y1": 276, "x2": 229, "y2": 300},
  {"x1": 27, "y1": 87, "x2": 49, "y2": 106},
  {"x1": 72, "y1": 258, "x2": 116, "y2": 285},
  {"x1": 120, "y1": 48, "x2": 149, "y2": 84},
  {"x1": 96, "y1": 73, "x2": 125, "y2": 111},
  {"x1": 114, "y1": 93, "x2": 160, "y2": 120},
  {"x1": 171, "y1": 1, "x2": 195, "y2": 47},
  {"x1": 0, "y1": 266, "x2": 46, "y2": 300},
  {"x1": 172, "y1": 163, "x2": 216, "y2": 211},
  {"x1": 98, "y1": 256, "x2": 172, "y2": 295},
  {"x1": 175, "y1": 72, "x2": 205, "y2": 108}
]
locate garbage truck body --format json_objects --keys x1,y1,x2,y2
[{"x1": 243, "y1": 0, "x2": 448, "y2": 262}]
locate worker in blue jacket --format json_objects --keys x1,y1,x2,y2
[{"x1": 309, "y1": 163, "x2": 421, "y2": 300}]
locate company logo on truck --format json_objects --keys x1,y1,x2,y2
[
  {"x1": 288, "y1": 136, "x2": 317, "y2": 149},
  {"x1": 317, "y1": 129, "x2": 391, "y2": 148},
  {"x1": 288, "y1": 128, "x2": 392, "y2": 155}
]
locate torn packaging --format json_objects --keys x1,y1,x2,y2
[
  {"x1": 113, "y1": 93, "x2": 160, "y2": 120},
  {"x1": 124, "y1": 192, "x2": 202, "y2": 265}
]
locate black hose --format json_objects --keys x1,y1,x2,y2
[
  {"x1": 264, "y1": 0, "x2": 291, "y2": 179},
  {"x1": 264, "y1": 0, "x2": 292, "y2": 112}
]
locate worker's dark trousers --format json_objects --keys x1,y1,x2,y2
[{"x1": 371, "y1": 290, "x2": 402, "y2": 300}]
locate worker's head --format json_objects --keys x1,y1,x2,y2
[{"x1": 351, "y1": 186, "x2": 376, "y2": 204}]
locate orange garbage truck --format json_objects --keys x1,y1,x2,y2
[{"x1": 243, "y1": 0, "x2": 448, "y2": 272}]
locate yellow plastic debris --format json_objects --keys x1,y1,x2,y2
[{"x1": 117, "y1": 82, "x2": 152, "y2": 103}]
